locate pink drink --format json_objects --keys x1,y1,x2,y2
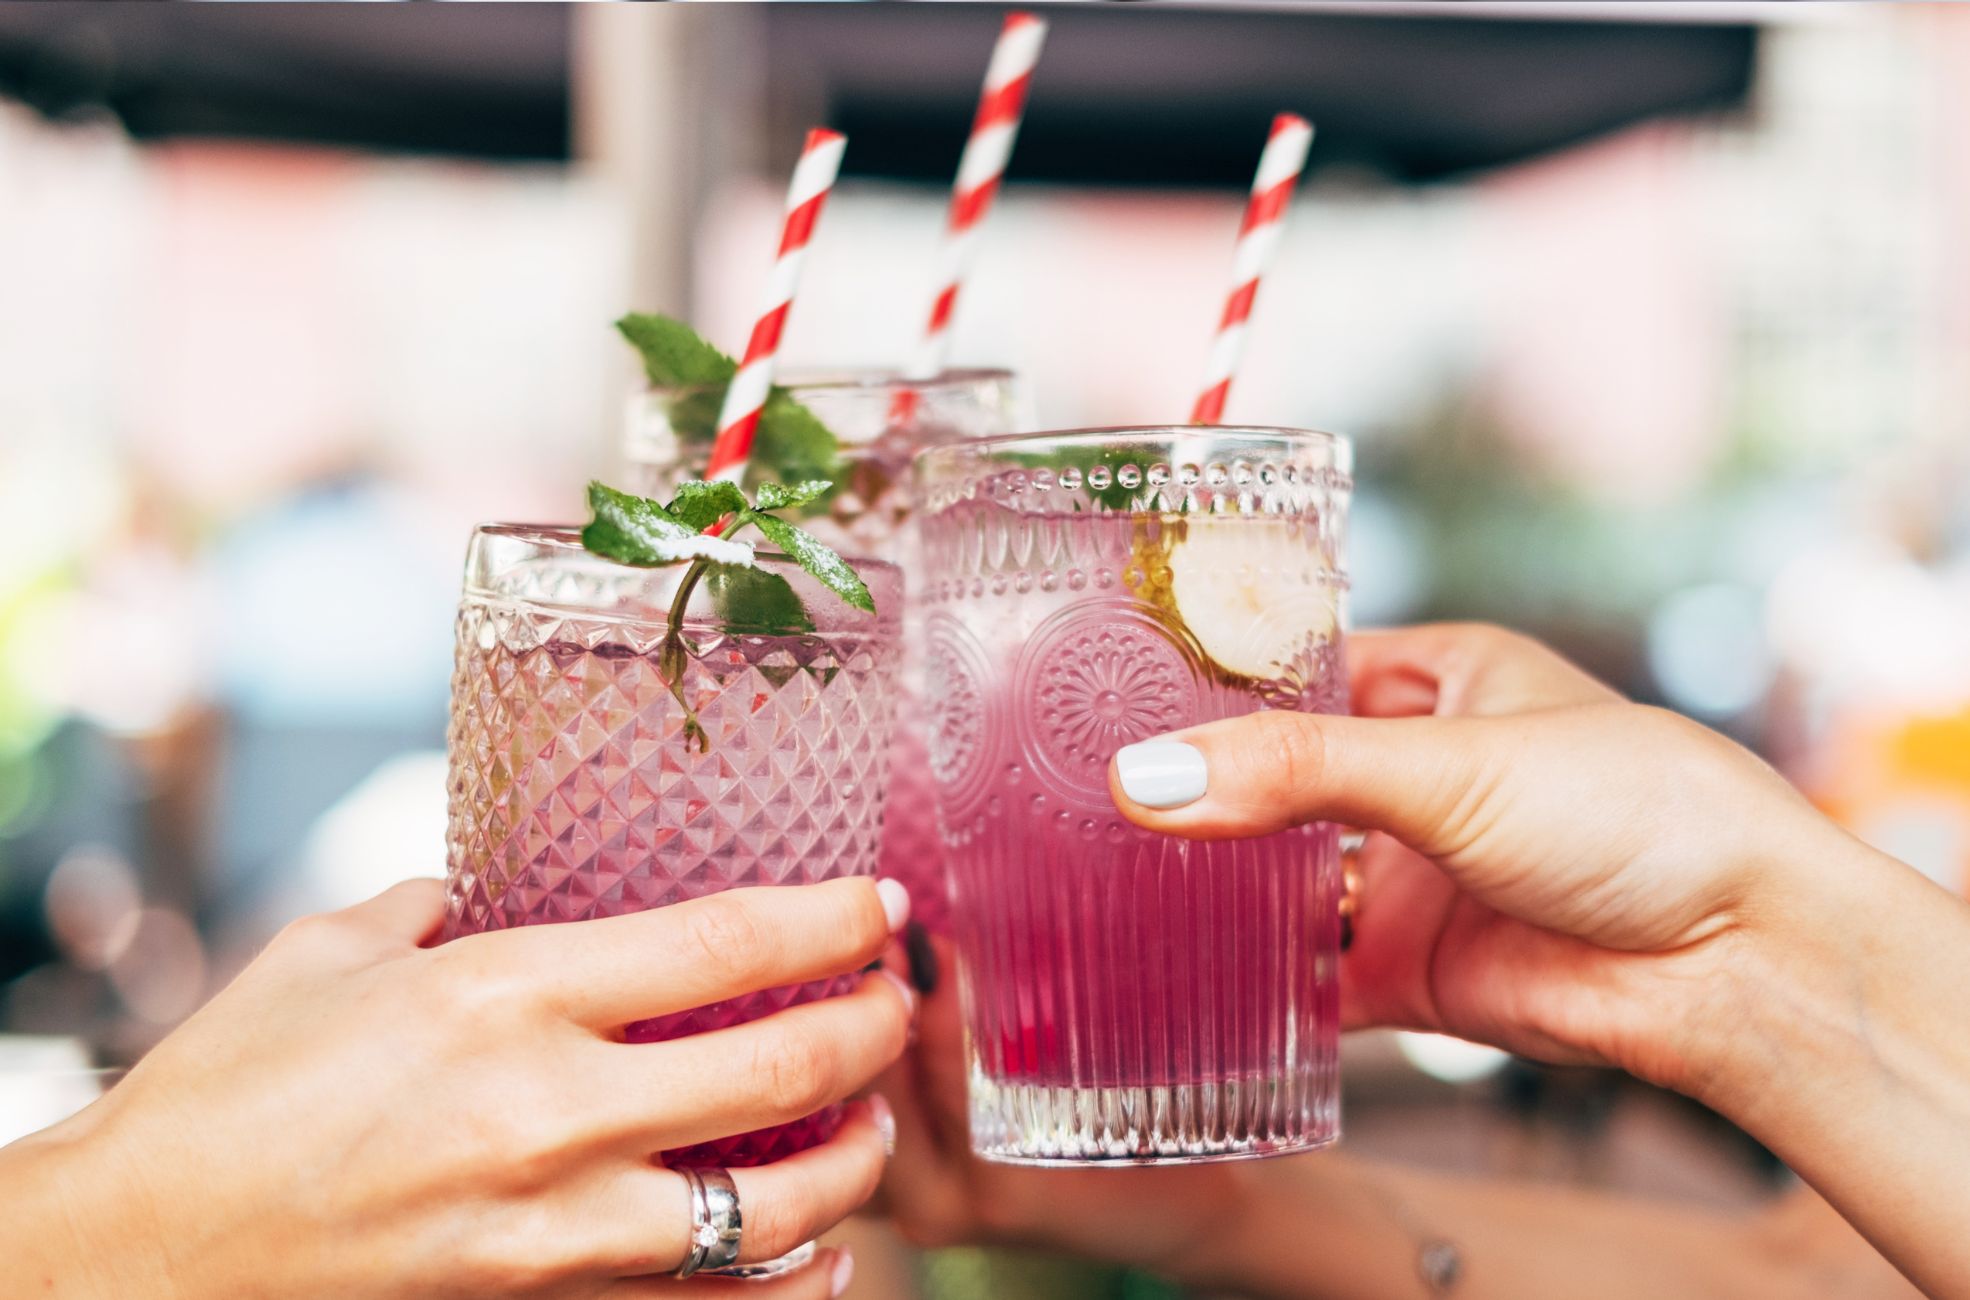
[
  {"x1": 625, "y1": 369, "x2": 1028, "y2": 931},
  {"x1": 917, "y1": 430, "x2": 1351, "y2": 1164},
  {"x1": 443, "y1": 527, "x2": 901, "y2": 1169}
]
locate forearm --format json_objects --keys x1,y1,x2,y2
[
  {"x1": 1686, "y1": 838, "x2": 1970, "y2": 1298},
  {"x1": 1176, "y1": 1155, "x2": 1838, "y2": 1300}
]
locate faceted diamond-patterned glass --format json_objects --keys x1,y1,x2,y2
[
  {"x1": 621, "y1": 370, "x2": 1031, "y2": 932},
  {"x1": 443, "y1": 527, "x2": 902, "y2": 1170}
]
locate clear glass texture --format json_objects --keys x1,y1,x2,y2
[
  {"x1": 623, "y1": 369, "x2": 1029, "y2": 934},
  {"x1": 442, "y1": 526, "x2": 902, "y2": 1187},
  {"x1": 914, "y1": 427, "x2": 1352, "y2": 1164}
]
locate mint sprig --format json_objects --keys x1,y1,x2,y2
[
  {"x1": 617, "y1": 314, "x2": 840, "y2": 490},
  {"x1": 580, "y1": 477, "x2": 876, "y2": 749}
]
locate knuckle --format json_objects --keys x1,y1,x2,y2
[
  {"x1": 1249, "y1": 710, "x2": 1328, "y2": 798},
  {"x1": 423, "y1": 941, "x2": 521, "y2": 1023},
  {"x1": 1627, "y1": 703, "x2": 1718, "y2": 756},
  {"x1": 269, "y1": 912, "x2": 358, "y2": 964},
  {"x1": 1457, "y1": 620, "x2": 1524, "y2": 655},
  {"x1": 752, "y1": 1019, "x2": 838, "y2": 1117},
  {"x1": 496, "y1": 1097, "x2": 580, "y2": 1190},
  {"x1": 1630, "y1": 704, "x2": 1758, "y2": 789},
  {"x1": 678, "y1": 895, "x2": 770, "y2": 987}
]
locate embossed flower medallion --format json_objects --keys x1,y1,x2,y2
[
  {"x1": 922, "y1": 613, "x2": 1000, "y2": 819},
  {"x1": 1016, "y1": 599, "x2": 1201, "y2": 803}
]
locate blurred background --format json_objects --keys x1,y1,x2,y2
[{"x1": 1, "y1": 1, "x2": 1968, "y2": 1294}]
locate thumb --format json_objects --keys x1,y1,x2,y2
[{"x1": 1107, "y1": 710, "x2": 1514, "y2": 858}]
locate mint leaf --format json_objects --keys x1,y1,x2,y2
[
  {"x1": 616, "y1": 314, "x2": 735, "y2": 388},
  {"x1": 583, "y1": 482, "x2": 693, "y2": 564},
  {"x1": 743, "y1": 511, "x2": 876, "y2": 614},
  {"x1": 752, "y1": 479, "x2": 832, "y2": 512},
  {"x1": 756, "y1": 390, "x2": 840, "y2": 487},
  {"x1": 666, "y1": 480, "x2": 748, "y2": 532},
  {"x1": 616, "y1": 313, "x2": 840, "y2": 494},
  {"x1": 583, "y1": 482, "x2": 755, "y2": 567},
  {"x1": 706, "y1": 565, "x2": 814, "y2": 635}
]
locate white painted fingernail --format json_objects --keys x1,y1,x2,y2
[
  {"x1": 1114, "y1": 741, "x2": 1208, "y2": 809},
  {"x1": 868, "y1": 1093, "x2": 897, "y2": 1157},
  {"x1": 875, "y1": 878, "x2": 911, "y2": 932},
  {"x1": 830, "y1": 1245, "x2": 856, "y2": 1297}
]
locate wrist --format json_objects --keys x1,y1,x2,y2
[
  {"x1": 0, "y1": 1133, "x2": 117, "y2": 1298},
  {"x1": 1674, "y1": 826, "x2": 1936, "y2": 1123},
  {"x1": 3, "y1": 1108, "x2": 180, "y2": 1300}
]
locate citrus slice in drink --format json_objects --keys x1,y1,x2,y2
[{"x1": 1163, "y1": 518, "x2": 1336, "y2": 681}]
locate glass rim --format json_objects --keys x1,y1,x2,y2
[
  {"x1": 915, "y1": 424, "x2": 1352, "y2": 471},
  {"x1": 467, "y1": 523, "x2": 898, "y2": 577},
  {"x1": 461, "y1": 524, "x2": 901, "y2": 637},
  {"x1": 642, "y1": 366, "x2": 1017, "y2": 399}
]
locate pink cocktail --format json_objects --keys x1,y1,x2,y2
[
  {"x1": 625, "y1": 369, "x2": 1027, "y2": 931},
  {"x1": 917, "y1": 428, "x2": 1351, "y2": 1164},
  {"x1": 442, "y1": 526, "x2": 902, "y2": 1174}
]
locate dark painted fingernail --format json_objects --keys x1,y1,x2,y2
[{"x1": 903, "y1": 920, "x2": 939, "y2": 995}]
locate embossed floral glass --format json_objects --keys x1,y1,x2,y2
[
  {"x1": 915, "y1": 428, "x2": 1351, "y2": 1165},
  {"x1": 443, "y1": 525, "x2": 901, "y2": 1274},
  {"x1": 625, "y1": 369, "x2": 1030, "y2": 933}
]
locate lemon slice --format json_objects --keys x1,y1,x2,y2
[{"x1": 1163, "y1": 518, "x2": 1337, "y2": 680}]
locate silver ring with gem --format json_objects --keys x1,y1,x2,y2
[
  {"x1": 673, "y1": 1167, "x2": 743, "y2": 1278},
  {"x1": 672, "y1": 1169, "x2": 709, "y2": 1279}
]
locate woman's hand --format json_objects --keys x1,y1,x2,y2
[
  {"x1": 1109, "y1": 623, "x2": 1970, "y2": 1296},
  {"x1": 880, "y1": 624, "x2": 1969, "y2": 1296},
  {"x1": 877, "y1": 972, "x2": 1920, "y2": 1300},
  {"x1": 3, "y1": 877, "x2": 916, "y2": 1299},
  {"x1": 1112, "y1": 623, "x2": 1862, "y2": 1093}
]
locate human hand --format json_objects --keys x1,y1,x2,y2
[
  {"x1": 872, "y1": 943, "x2": 1251, "y2": 1278},
  {"x1": 4, "y1": 877, "x2": 915, "y2": 1299},
  {"x1": 1111, "y1": 622, "x2": 1872, "y2": 1093},
  {"x1": 877, "y1": 625, "x2": 1968, "y2": 1297}
]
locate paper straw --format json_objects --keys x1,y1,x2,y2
[
  {"x1": 705, "y1": 127, "x2": 849, "y2": 484},
  {"x1": 1190, "y1": 113, "x2": 1315, "y2": 426},
  {"x1": 892, "y1": 12, "x2": 1048, "y2": 422}
]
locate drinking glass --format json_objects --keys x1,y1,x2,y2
[
  {"x1": 624, "y1": 369, "x2": 1029, "y2": 932},
  {"x1": 442, "y1": 525, "x2": 902, "y2": 1274},
  {"x1": 915, "y1": 427, "x2": 1351, "y2": 1164}
]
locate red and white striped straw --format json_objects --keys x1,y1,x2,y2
[
  {"x1": 1190, "y1": 113, "x2": 1315, "y2": 426},
  {"x1": 705, "y1": 127, "x2": 849, "y2": 485},
  {"x1": 899, "y1": 11, "x2": 1048, "y2": 401}
]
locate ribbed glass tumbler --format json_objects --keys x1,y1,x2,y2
[{"x1": 915, "y1": 428, "x2": 1351, "y2": 1165}]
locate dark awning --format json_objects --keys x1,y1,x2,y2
[{"x1": 0, "y1": 3, "x2": 1755, "y2": 185}]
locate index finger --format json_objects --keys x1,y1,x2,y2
[
  {"x1": 1349, "y1": 623, "x2": 1620, "y2": 718},
  {"x1": 469, "y1": 877, "x2": 910, "y2": 1029}
]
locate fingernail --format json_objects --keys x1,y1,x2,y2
[
  {"x1": 869, "y1": 1093, "x2": 897, "y2": 1157},
  {"x1": 1114, "y1": 740, "x2": 1208, "y2": 809},
  {"x1": 830, "y1": 1245, "x2": 856, "y2": 1297},
  {"x1": 903, "y1": 919, "x2": 939, "y2": 995},
  {"x1": 875, "y1": 878, "x2": 911, "y2": 933},
  {"x1": 877, "y1": 967, "x2": 917, "y2": 1017}
]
